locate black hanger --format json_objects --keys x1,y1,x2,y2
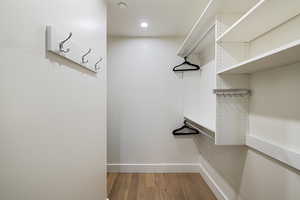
[
  {"x1": 172, "y1": 120, "x2": 200, "y2": 135},
  {"x1": 173, "y1": 56, "x2": 200, "y2": 72}
]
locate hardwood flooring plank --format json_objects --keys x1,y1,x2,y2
[
  {"x1": 137, "y1": 173, "x2": 159, "y2": 200},
  {"x1": 178, "y1": 173, "x2": 217, "y2": 200},
  {"x1": 107, "y1": 173, "x2": 119, "y2": 196},
  {"x1": 107, "y1": 173, "x2": 217, "y2": 200},
  {"x1": 108, "y1": 173, "x2": 132, "y2": 200},
  {"x1": 127, "y1": 173, "x2": 139, "y2": 200}
]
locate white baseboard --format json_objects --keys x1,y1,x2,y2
[
  {"x1": 107, "y1": 163, "x2": 201, "y2": 173},
  {"x1": 197, "y1": 161, "x2": 227, "y2": 200}
]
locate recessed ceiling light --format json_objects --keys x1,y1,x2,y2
[
  {"x1": 117, "y1": 2, "x2": 128, "y2": 9},
  {"x1": 140, "y1": 22, "x2": 148, "y2": 28}
]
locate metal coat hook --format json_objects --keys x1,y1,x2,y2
[
  {"x1": 59, "y1": 32, "x2": 72, "y2": 53},
  {"x1": 82, "y1": 48, "x2": 92, "y2": 64},
  {"x1": 94, "y1": 58, "x2": 103, "y2": 71}
]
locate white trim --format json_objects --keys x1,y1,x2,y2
[
  {"x1": 197, "y1": 155, "x2": 247, "y2": 200},
  {"x1": 198, "y1": 161, "x2": 227, "y2": 200},
  {"x1": 246, "y1": 135, "x2": 300, "y2": 170},
  {"x1": 107, "y1": 163, "x2": 201, "y2": 173}
]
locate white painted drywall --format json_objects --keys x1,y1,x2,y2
[
  {"x1": 249, "y1": 63, "x2": 300, "y2": 152},
  {"x1": 107, "y1": 37, "x2": 200, "y2": 170},
  {"x1": 0, "y1": 1, "x2": 107, "y2": 200}
]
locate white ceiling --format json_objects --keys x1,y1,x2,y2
[{"x1": 107, "y1": 0, "x2": 209, "y2": 37}]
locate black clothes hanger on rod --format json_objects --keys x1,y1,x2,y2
[
  {"x1": 172, "y1": 120, "x2": 200, "y2": 135},
  {"x1": 172, "y1": 56, "x2": 200, "y2": 72}
]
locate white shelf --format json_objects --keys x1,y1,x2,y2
[
  {"x1": 246, "y1": 135, "x2": 300, "y2": 170},
  {"x1": 177, "y1": 0, "x2": 218, "y2": 57},
  {"x1": 217, "y1": 0, "x2": 300, "y2": 43},
  {"x1": 218, "y1": 40, "x2": 300, "y2": 74},
  {"x1": 177, "y1": 0, "x2": 258, "y2": 57}
]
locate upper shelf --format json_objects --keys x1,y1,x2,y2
[
  {"x1": 218, "y1": 39, "x2": 300, "y2": 74},
  {"x1": 217, "y1": 0, "x2": 300, "y2": 43},
  {"x1": 177, "y1": 0, "x2": 259, "y2": 58},
  {"x1": 177, "y1": 0, "x2": 218, "y2": 57}
]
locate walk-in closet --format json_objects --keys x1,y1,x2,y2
[{"x1": 1, "y1": 0, "x2": 300, "y2": 200}]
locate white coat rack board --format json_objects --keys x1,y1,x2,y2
[{"x1": 46, "y1": 25, "x2": 103, "y2": 73}]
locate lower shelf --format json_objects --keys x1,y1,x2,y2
[{"x1": 246, "y1": 135, "x2": 300, "y2": 170}]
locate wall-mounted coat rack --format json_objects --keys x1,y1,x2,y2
[
  {"x1": 46, "y1": 26, "x2": 103, "y2": 73},
  {"x1": 172, "y1": 56, "x2": 201, "y2": 72},
  {"x1": 213, "y1": 89, "x2": 251, "y2": 97}
]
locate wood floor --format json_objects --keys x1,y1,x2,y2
[{"x1": 107, "y1": 173, "x2": 217, "y2": 200}]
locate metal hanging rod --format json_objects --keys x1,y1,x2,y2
[
  {"x1": 213, "y1": 89, "x2": 251, "y2": 97},
  {"x1": 184, "y1": 118, "x2": 215, "y2": 140}
]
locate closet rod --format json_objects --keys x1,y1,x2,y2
[
  {"x1": 187, "y1": 24, "x2": 215, "y2": 57},
  {"x1": 184, "y1": 118, "x2": 215, "y2": 140},
  {"x1": 213, "y1": 89, "x2": 251, "y2": 97}
]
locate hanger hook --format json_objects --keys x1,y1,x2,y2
[
  {"x1": 59, "y1": 32, "x2": 72, "y2": 53},
  {"x1": 82, "y1": 48, "x2": 92, "y2": 64},
  {"x1": 94, "y1": 58, "x2": 103, "y2": 71}
]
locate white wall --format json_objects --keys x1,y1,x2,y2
[
  {"x1": 0, "y1": 1, "x2": 107, "y2": 200},
  {"x1": 107, "y1": 37, "x2": 200, "y2": 172},
  {"x1": 249, "y1": 63, "x2": 300, "y2": 151}
]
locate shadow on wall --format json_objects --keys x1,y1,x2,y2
[
  {"x1": 239, "y1": 147, "x2": 300, "y2": 200},
  {"x1": 193, "y1": 134, "x2": 248, "y2": 194},
  {"x1": 250, "y1": 63, "x2": 300, "y2": 151}
]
